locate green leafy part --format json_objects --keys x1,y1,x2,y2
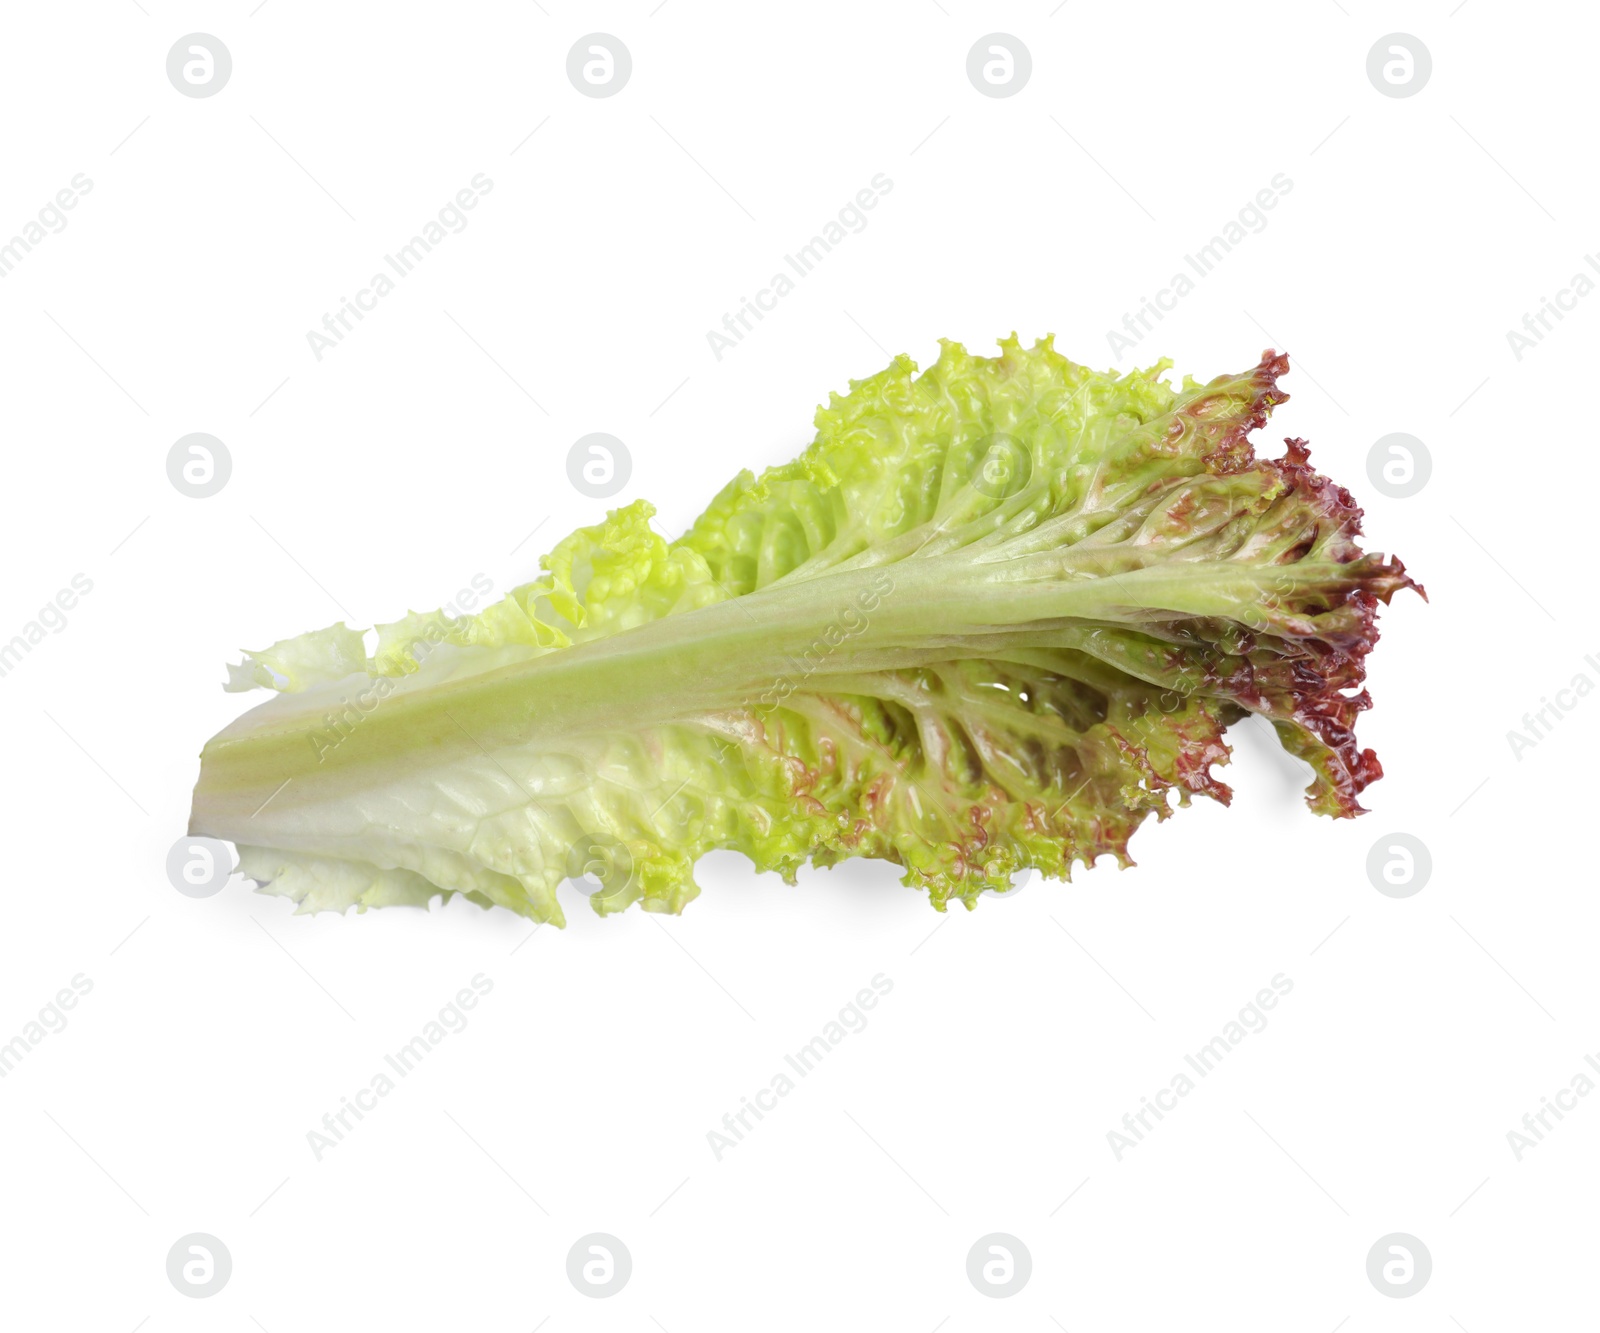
[{"x1": 190, "y1": 337, "x2": 1417, "y2": 924}]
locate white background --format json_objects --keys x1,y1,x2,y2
[{"x1": 0, "y1": 2, "x2": 1593, "y2": 1329}]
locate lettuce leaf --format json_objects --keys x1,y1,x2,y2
[{"x1": 188, "y1": 338, "x2": 1418, "y2": 924}]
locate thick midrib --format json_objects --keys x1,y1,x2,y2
[{"x1": 190, "y1": 546, "x2": 1305, "y2": 827}]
